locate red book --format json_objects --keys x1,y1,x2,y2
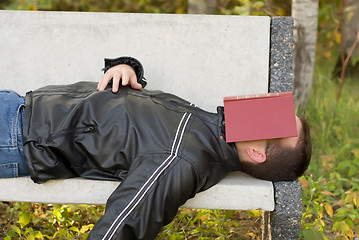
[{"x1": 223, "y1": 92, "x2": 297, "y2": 143}]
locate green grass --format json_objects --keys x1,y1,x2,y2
[
  {"x1": 300, "y1": 66, "x2": 359, "y2": 239},
  {"x1": 306, "y1": 67, "x2": 359, "y2": 177}
]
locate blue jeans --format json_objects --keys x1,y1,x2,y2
[{"x1": 0, "y1": 90, "x2": 29, "y2": 178}]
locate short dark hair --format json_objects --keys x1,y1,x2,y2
[{"x1": 240, "y1": 117, "x2": 312, "y2": 182}]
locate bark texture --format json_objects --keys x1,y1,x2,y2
[{"x1": 292, "y1": 0, "x2": 319, "y2": 112}]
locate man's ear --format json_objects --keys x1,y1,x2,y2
[{"x1": 246, "y1": 147, "x2": 267, "y2": 163}]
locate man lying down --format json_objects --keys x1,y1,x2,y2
[{"x1": 0, "y1": 56, "x2": 311, "y2": 240}]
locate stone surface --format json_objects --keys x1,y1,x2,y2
[
  {"x1": 269, "y1": 17, "x2": 294, "y2": 93},
  {"x1": 0, "y1": 172, "x2": 275, "y2": 211},
  {"x1": 270, "y1": 181, "x2": 302, "y2": 239},
  {"x1": 269, "y1": 17, "x2": 301, "y2": 240}
]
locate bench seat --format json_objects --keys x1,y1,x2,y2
[{"x1": 0, "y1": 172, "x2": 275, "y2": 211}]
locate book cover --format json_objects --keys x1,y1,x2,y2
[{"x1": 223, "y1": 92, "x2": 297, "y2": 143}]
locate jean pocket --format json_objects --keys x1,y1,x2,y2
[{"x1": 0, "y1": 162, "x2": 19, "y2": 178}]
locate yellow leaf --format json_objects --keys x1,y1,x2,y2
[
  {"x1": 80, "y1": 224, "x2": 94, "y2": 234},
  {"x1": 248, "y1": 209, "x2": 261, "y2": 218},
  {"x1": 351, "y1": 148, "x2": 359, "y2": 158},
  {"x1": 347, "y1": 11, "x2": 354, "y2": 22},
  {"x1": 11, "y1": 225, "x2": 21, "y2": 236},
  {"x1": 334, "y1": 32, "x2": 341, "y2": 44},
  {"x1": 340, "y1": 221, "x2": 351, "y2": 234},
  {"x1": 345, "y1": 192, "x2": 353, "y2": 203},
  {"x1": 34, "y1": 232, "x2": 43, "y2": 239},
  {"x1": 276, "y1": 9, "x2": 286, "y2": 16},
  {"x1": 69, "y1": 226, "x2": 80, "y2": 233},
  {"x1": 319, "y1": 219, "x2": 325, "y2": 227},
  {"x1": 353, "y1": 193, "x2": 359, "y2": 207},
  {"x1": 27, "y1": 234, "x2": 35, "y2": 240},
  {"x1": 175, "y1": 9, "x2": 185, "y2": 14},
  {"x1": 325, "y1": 204, "x2": 333, "y2": 218},
  {"x1": 19, "y1": 212, "x2": 31, "y2": 228},
  {"x1": 245, "y1": 232, "x2": 256, "y2": 239}
]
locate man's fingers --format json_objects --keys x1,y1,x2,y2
[
  {"x1": 112, "y1": 74, "x2": 121, "y2": 93},
  {"x1": 121, "y1": 72, "x2": 130, "y2": 87},
  {"x1": 130, "y1": 75, "x2": 142, "y2": 89},
  {"x1": 98, "y1": 65, "x2": 140, "y2": 92},
  {"x1": 98, "y1": 73, "x2": 112, "y2": 91}
]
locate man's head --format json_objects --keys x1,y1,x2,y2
[{"x1": 235, "y1": 116, "x2": 312, "y2": 182}]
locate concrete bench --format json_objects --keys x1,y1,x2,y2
[{"x1": 0, "y1": 10, "x2": 301, "y2": 239}]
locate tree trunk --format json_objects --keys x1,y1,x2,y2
[
  {"x1": 187, "y1": 0, "x2": 216, "y2": 14},
  {"x1": 292, "y1": 0, "x2": 319, "y2": 113}
]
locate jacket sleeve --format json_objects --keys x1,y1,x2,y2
[
  {"x1": 103, "y1": 56, "x2": 147, "y2": 88},
  {"x1": 88, "y1": 155, "x2": 200, "y2": 240}
]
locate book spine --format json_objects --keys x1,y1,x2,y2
[{"x1": 224, "y1": 92, "x2": 292, "y2": 101}]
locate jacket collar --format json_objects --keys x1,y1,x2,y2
[{"x1": 217, "y1": 106, "x2": 241, "y2": 171}]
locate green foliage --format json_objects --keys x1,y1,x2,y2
[
  {"x1": 316, "y1": 0, "x2": 359, "y2": 79},
  {"x1": 157, "y1": 209, "x2": 260, "y2": 239},
  {"x1": 223, "y1": 0, "x2": 266, "y2": 16},
  {"x1": 1, "y1": 202, "x2": 104, "y2": 239},
  {"x1": 316, "y1": 0, "x2": 342, "y2": 68},
  {"x1": 2, "y1": 0, "x2": 187, "y2": 13},
  {"x1": 218, "y1": 0, "x2": 290, "y2": 16},
  {"x1": 300, "y1": 63, "x2": 359, "y2": 239},
  {"x1": 2, "y1": 0, "x2": 291, "y2": 16},
  {"x1": 0, "y1": 203, "x2": 261, "y2": 239}
]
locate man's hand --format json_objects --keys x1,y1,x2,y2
[{"x1": 97, "y1": 64, "x2": 142, "y2": 93}]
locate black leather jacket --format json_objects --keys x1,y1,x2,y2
[{"x1": 22, "y1": 57, "x2": 241, "y2": 239}]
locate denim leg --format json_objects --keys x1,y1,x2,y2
[{"x1": 0, "y1": 90, "x2": 29, "y2": 178}]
